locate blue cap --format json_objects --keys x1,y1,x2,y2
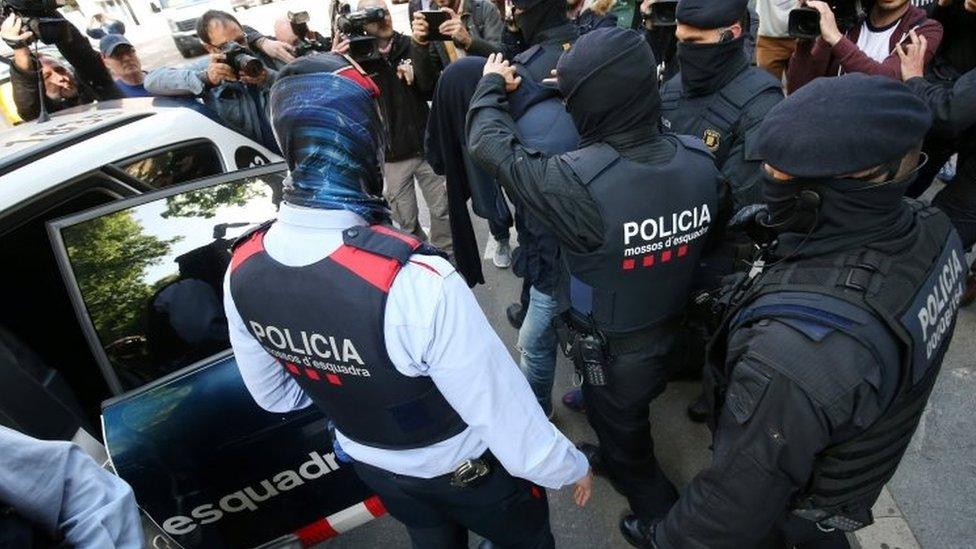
[
  {"x1": 756, "y1": 74, "x2": 932, "y2": 179},
  {"x1": 676, "y1": 0, "x2": 747, "y2": 28},
  {"x1": 99, "y1": 33, "x2": 133, "y2": 57}
]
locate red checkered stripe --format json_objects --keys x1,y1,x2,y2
[
  {"x1": 622, "y1": 244, "x2": 689, "y2": 271},
  {"x1": 282, "y1": 361, "x2": 345, "y2": 386},
  {"x1": 293, "y1": 495, "x2": 387, "y2": 546}
]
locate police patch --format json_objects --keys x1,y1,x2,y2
[{"x1": 703, "y1": 129, "x2": 721, "y2": 151}]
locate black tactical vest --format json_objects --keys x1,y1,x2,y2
[
  {"x1": 706, "y1": 203, "x2": 966, "y2": 530},
  {"x1": 229, "y1": 224, "x2": 467, "y2": 450},
  {"x1": 660, "y1": 67, "x2": 781, "y2": 166},
  {"x1": 559, "y1": 135, "x2": 719, "y2": 334}
]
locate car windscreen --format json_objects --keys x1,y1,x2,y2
[{"x1": 50, "y1": 167, "x2": 285, "y2": 393}]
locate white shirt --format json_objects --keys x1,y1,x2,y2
[
  {"x1": 856, "y1": 20, "x2": 899, "y2": 63},
  {"x1": 223, "y1": 204, "x2": 588, "y2": 490},
  {"x1": 757, "y1": 0, "x2": 794, "y2": 38}
]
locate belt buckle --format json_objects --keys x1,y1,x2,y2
[{"x1": 450, "y1": 458, "x2": 490, "y2": 488}]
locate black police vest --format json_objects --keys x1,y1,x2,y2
[
  {"x1": 660, "y1": 67, "x2": 781, "y2": 166},
  {"x1": 706, "y1": 203, "x2": 967, "y2": 530},
  {"x1": 559, "y1": 135, "x2": 719, "y2": 334},
  {"x1": 229, "y1": 224, "x2": 467, "y2": 450}
]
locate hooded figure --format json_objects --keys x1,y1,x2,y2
[
  {"x1": 468, "y1": 27, "x2": 722, "y2": 546},
  {"x1": 270, "y1": 54, "x2": 389, "y2": 223},
  {"x1": 556, "y1": 27, "x2": 661, "y2": 147}
]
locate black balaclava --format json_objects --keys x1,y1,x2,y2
[
  {"x1": 557, "y1": 27, "x2": 659, "y2": 147},
  {"x1": 676, "y1": 36, "x2": 748, "y2": 97},
  {"x1": 760, "y1": 165, "x2": 921, "y2": 259},
  {"x1": 514, "y1": 0, "x2": 569, "y2": 45}
]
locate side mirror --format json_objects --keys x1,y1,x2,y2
[{"x1": 150, "y1": 2, "x2": 161, "y2": 13}]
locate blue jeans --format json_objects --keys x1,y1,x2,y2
[{"x1": 518, "y1": 286, "x2": 559, "y2": 416}]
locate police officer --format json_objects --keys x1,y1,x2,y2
[
  {"x1": 647, "y1": 74, "x2": 966, "y2": 548},
  {"x1": 660, "y1": 0, "x2": 783, "y2": 210},
  {"x1": 468, "y1": 27, "x2": 721, "y2": 544},
  {"x1": 225, "y1": 54, "x2": 592, "y2": 549},
  {"x1": 656, "y1": 0, "x2": 783, "y2": 422}
]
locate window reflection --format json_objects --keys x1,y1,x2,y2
[
  {"x1": 61, "y1": 173, "x2": 285, "y2": 391},
  {"x1": 118, "y1": 140, "x2": 224, "y2": 190}
]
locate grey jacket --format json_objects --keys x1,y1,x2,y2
[
  {"x1": 409, "y1": 0, "x2": 504, "y2": 95},
  {"x1": 144, "y1": 56, "x2": 280, "y2": 152}
]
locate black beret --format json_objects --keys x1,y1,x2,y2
[
  {"x1": 756, "y1": 74, "x2": 932, "y2": 179},
  {"x1": 676, "y1": 0, "x2": 747, "y2": 28}
]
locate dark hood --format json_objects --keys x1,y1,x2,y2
[
  {"x1": 556, "y1": 27, "x2": 659, "y2": 146},
  {"x1": 515, "y1": 0, "x2": 569, "y2": 45}
]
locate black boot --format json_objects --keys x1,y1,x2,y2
[
  {"x1": 506, "y1": 302, "x2": 526, "y2": 329},
  {"x1": 619, "y1": 515, "x2": 655, "y2": 548},
  {"x1": 686, "y1": 392, "x2": 709, "y2": 424},
  {"x1": 576, "y1": 442, "x2": 606, "y2": 477}
]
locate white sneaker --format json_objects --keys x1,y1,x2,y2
[{"x1": 493, "y1": 239, "x2": 512, "y2": 269}]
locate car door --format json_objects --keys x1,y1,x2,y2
[{"x1": 46, "y1": 165, "x2": 379, "y2": 548}]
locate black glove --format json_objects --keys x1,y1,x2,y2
[{"x1": 727, "y1": 203, "x2": 775, "y2": 246}]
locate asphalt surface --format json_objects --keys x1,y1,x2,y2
[{"x1": 124, "y1": 7, "x2": 976, "y2": 547}]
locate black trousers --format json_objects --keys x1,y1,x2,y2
[
  {"x1": 351, "y1": 457, "x2": 554, "y2": 549},
  {"x1": 579, "y1": 343, "x2": 679, "y2": 522}
]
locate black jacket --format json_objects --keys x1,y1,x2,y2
[
  {"x1": 373, "y1": 33, "x2": 430, "y2": 162},
  {"x1": 10, "y1": 16, "x2": 120, "y2": 121}
]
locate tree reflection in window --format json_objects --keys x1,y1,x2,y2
[{"x1": 62, "y1": 174, "x2": 284, "y2": 391}]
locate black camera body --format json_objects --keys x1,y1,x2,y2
[
  {"x1": 335, "y1": 5, "x2": 386, "y2": 63},
  {"x1": 1, "y1": 0, "x2": 69, "y2": 44},
  {"x1": 788, "y1": 1, "x2": 858, "y2": 40},
  {"x1": 288, "y1": 10, "x2": 329, "y2": 57},
  {"x1": 643, "y1": 0, "x2": 677, "y2": 28},
  {"x1": 221, "y1": 42, "x2": 264, "y2": 78}
]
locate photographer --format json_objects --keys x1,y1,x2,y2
[
  {"x1": 409, "y1": 0, "x2": 503, "y2": 93},
  {"x1": 786, "y1": 0, "x2": 942, "y2": 93},
  {"x1": 1, "y1": 12, "x2": 120, "y2": 122},
  {"x1": 144, "y1": 10, "x2": 279, "y2": 153},
  {"x1": 357, "y1": 0, "x2": 454, "y2": 255}
]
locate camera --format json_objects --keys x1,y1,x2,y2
[
  {"x1": 287, "y1": 11, "x2": 329, "y2": 58},
  {"x1": 643, "y1": 0, "x2": 677, "y2": 28},
  {"x1": 1, "y1": 0, "x2": 70, "y2": 44},
  {"x1": 788, "y1": 0, "x2": 858, "y2": 40},
  {"x1": 221, "y1": 42, "x2": 264, "y2": 78},
  {"x1": 334, "y1": 4, "x2": 386, "y2": 63}
]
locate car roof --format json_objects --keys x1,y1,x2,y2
[{"x1": 0, "y1": 98, "x2": 266, "y2": 213}]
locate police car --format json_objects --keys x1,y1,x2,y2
[{"x1": 0, "y1": 98, "x2": 382, "y2": 548}]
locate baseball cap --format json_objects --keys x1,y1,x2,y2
[{"x1": 99, "y1": 34, "x2": 134, "y2": 57}]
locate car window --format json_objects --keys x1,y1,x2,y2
[
  {"x1": 115, "y1": 140, "x2": 224, "y2": 190},
  {"x1": 57, "y1": 171, "x2": 285, "y2": 392}
]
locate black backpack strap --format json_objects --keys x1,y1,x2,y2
[{"x1": 343, "y1": 225, "x2": 431, "y2": 265}]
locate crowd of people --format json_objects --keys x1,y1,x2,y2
[{"x1": 2, "y1": 0, "x2": 975, "y2": 547}]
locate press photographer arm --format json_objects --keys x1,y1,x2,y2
[
  {"x1": 2, "y1": 10, "x2": 119, "y2": 121},
  {"x1": 898, "y1": 30, "x2": 976, "y2": 139}
]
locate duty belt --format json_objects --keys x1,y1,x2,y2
[{"x1": 562, "y1": 312, "x2": 667, "y2": 355}]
